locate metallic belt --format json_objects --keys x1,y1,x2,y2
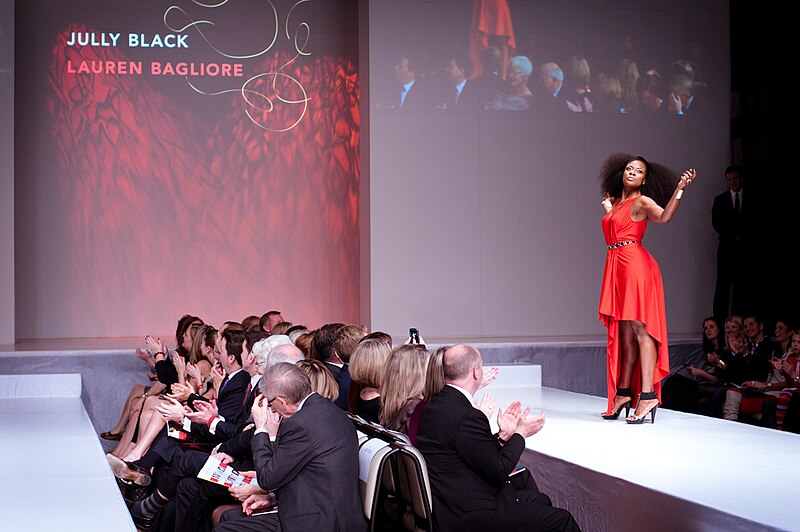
[{"x1": 607, "y1": 240, "x2": 639, "y2": 250}]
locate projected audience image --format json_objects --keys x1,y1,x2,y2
[{"x1": 373, "y1": 0, "x2": 710, "y2": 118}]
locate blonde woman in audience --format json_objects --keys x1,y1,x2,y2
[
  {"x1": 348, "y1": 338, "x2": 392, "y2": 423},
  {"x1": 618, "y1": 57, "x2": 640, "y2": 113},
  {"x1": 296, "y1": 358, "x2": 340, "y2": 402},
  {"x1": 380, "y1": 344, "x2": 430, "y2": 432}
]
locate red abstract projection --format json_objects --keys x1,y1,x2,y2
[{"x1": 47, "y1": 24, "x2": 360, "y2": 334}]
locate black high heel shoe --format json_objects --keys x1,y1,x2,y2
[
  {"x1": 601, "y1": 387, "x2": 632, "y2": 420},
  {"x1": 626, "y1": 391, "x2": 658, "y2": 424}
]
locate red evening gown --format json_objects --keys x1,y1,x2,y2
[{"x1": 598, "y1": 199, "x2": 671, "y2": 414}]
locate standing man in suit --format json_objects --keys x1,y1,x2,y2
[
  {"x1": 215, "y1": 362, "x2": 366, "y2": 532},
  {"x1": 416, "y1": 344, "x2": 580, "y2": 532},
  {"x1": 712, "y1": 165, "x2": 760, "y2": 320}
]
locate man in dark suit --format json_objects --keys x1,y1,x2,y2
[
  {"x1": 215, "y1": 362, "x2": 366, "y2": 532},
  {"x1": 533, "y1": 61, "x2": 566, "y2": 113},
  {"x1": 711, "y1": 165, "x2": 761, "y2": 319},
  {"x1": 128, "y1": 343, "x2": 304, "y2": 531},
  {"x1": 416, "y1": 344, "x2": 580, "y2": 532},
  {"x1": 458, "y1": 45, "x2": 510, "y2": 112},
  {"x1": 312, "y1": 322, "x2": 351, "y2": 410}
]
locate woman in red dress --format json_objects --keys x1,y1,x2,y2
[{"x1": 598, "y1": 154, "x2": 697, "y2": 423}]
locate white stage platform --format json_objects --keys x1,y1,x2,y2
[
  {"x1": 479, "y1": 381, "x2": 799, "y2": 532},
  {"x1": 0, "y1": 374, "x2": 136, "y2": 531}
]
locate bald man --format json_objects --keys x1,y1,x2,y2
[{"x1": 416, "y1": 344, "x2": 580, "y2": 532}]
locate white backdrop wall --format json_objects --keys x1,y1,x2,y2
[{"x1": 0, "y1": 0, "x2": 13, "y2": 345}]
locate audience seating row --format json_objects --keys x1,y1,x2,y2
[{"x1": 350, "y1": 413, "x2": 433, "y2": 532}]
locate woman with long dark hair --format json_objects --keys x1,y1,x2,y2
[{"x1": 598, "y1": 153, "x2": 696, "y2": 423}]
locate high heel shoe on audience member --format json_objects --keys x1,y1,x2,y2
[
  {"x1": 601, "y1": 387, "x2": 632, "y2": 420},
  {"x1": 626, "y1": 391, "x2": 658, "y2": 424}
]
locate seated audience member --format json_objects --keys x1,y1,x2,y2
[
  {"x1": 416, "y1": 344, "x2": 580, "y2": 532},
  {"x1": 128, "y1": 341, "x2": 303, "y2": 531},
  {"x1": 662, "y1": 317, "x2": 724, "y2": 414},
  {"x1": 493, "y1": 54, "x2": 534, "y2": 110},
  {"x1": 214, "y1": 362, "x2": 367, "y2": 531},
  {"x1": 617, "y1": 57, "x2": 639, "y2": 113},
  {"x1": 380, "y1": 344, "x2": 430, "y2": 432},
  {"x1": 113, "y1": 322, "x2": 218, "y2": 463},
  {"x1": 438, "y1": 50, "x2": 472, "y2": 111},
  {"x1": 637, "y1": 70, "x2": 665, "y2": 114},
  {"x1": 591, "y1": 72, "x2": 622, "y2": 113},
  {"x1": 392, "y1": 50, "x2": 436, "y2": 111},
  {"x1": 296, "y1": 358, "x2": 340, "y2": 402},
  {"x1": 268, "y1": 321, "x2": 292, "y2": 336},
  {"x1": 264, "y1": 341, "x2": 304, "y2": 366},
  {"x1": 563, "y1": 55, "x2": 593, "y2": 112},
  {"x1": 348, "y1": 337, "x2": 392, "y2": 423},
  {"x1": 533, "y1": 61, "x2": 564, "y2": 112},
  {"x1": 743, "y1": 314, "x2": 777, "y2": 359},
  {"x1": 361, "y1": 330, "x2": 393, "y2": 346},
  {"x1": 665, "y1": 66, "x2": 694, "y2": 115},
  {"x1": 715, "y1": 314, "x2": 777, "y2": 421},
  {"x1": 109, "y1": 318, "x2": 204, "y2": 459},
  {"x1": 773, "y1": 319, "x2": 793, "y2": 357},
  {"x1": 334, "y1": 324, "x2": 369, "y2": 365},
  {"x1": 285, "y1": 324, "x2": 308, "y2": 343},
  {"x1": 241, "y1": 315, "x2": 261, "y2": 332},
  {"x1": 459, "y1": 45, "x2": 511, "y2": 112},
  {"x1": 293, "y1": 329, "x2": 314, "y2": 357},
  {"x1": 258, "y1": 310, "x2": 284, "y2": 335},
  {"x1": 706, "y1": 330, "x2": 769, "y2": 419},
  {"x1": 108, "y1": 328, "x2": 251, "y2": 488},
  {"x1": 101, "y1": 315, "x2": 201, "y2": 442},
  {"x1": 311, "y1": 322, "x2": 349, "y2": 409},
  {"x1": 763, "y1": 330, "x2": 800, "y2": 430}
]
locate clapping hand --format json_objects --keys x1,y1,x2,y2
[
  {"x1": 156, "y1": 396, "x2": 191, "y2": 423},
  {"x1": 476, "y1": 392, "x2": 498, "y2": 420},
  {"x1": 515, "y1": 408, "x2": 546, "y2": 438},
  {"x1": 136, "y1": 348, "x2": 155, "y2": 368},
  {"x1": 186, "y1": 362, "x2": 203, "y2": 385},
  {"x1": 186, "y1": 399, "x2": 218, "y2": 425},
  {"x1": 172, "y1": 351, "x2": 187, "y2": 381},
  {"x1": 496, "y1": 401, "x2": 523, "y2": 440},
  {"x1": 210, "y1": 363, "x2": 225, "y2": 391},
  {"x1": 168, "y1": 382, "x2": 193, "y2": 403},
  {"x1": 479, "y1": 366, "x2": 499, "y2": 389}
]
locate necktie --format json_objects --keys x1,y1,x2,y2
[
  {"x1": 242, "y1": 381, "x2": 252, "y2": 407},
  {"x1": 219, "y1": 375, "x2": 229, "y2": 392},
  {"x1": 734, "y1": 192, "x2": 740, "y2": 213},
  {"x1": 400, "y1": 87, "x2": 407, "y2": 108}
]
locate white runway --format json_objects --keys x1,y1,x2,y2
[
  {"x1": 481, "y1": 380, "x2": 799, "y2": 532},
  {"x1": 0, "y1": 374, "x2": 135, "y2": 532}
]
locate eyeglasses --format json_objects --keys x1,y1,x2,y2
[{"x1": 267, "y1": 396, "x2": 282, "y2": 408}]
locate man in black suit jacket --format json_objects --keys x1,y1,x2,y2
[
  {"x1": 215, "y1": 362, "x2": 366, "y2": 532},
  {"x1": 711, "y1": 165, "x2": 762, "y2": 319},
  {"x1": 458, "y1": 45, "x2": 510, "y2": 112},
  {"x1": 416, "y1": 344, "x2": 580, "y2": 532}
]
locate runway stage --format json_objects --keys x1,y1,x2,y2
[{"x1": 2, "y1": 337, "x2": 795, "y2": 531}]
